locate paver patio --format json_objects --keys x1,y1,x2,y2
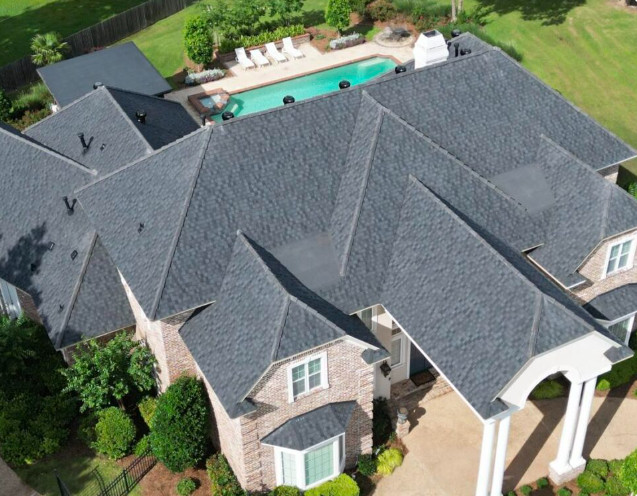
[
  {"x1": 165, "y1": 41, "x2": 414, "y2": 121},
  {"x1": 375, "y1": 388, "x2": 637, "y2": 495}
]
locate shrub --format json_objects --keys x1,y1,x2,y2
[
  {"x1": 577, "y1": 471, "x2": 605, "y2": 493},
  {"x1": 619, "y1": 449, "x2": 637, "y2": 493},
  {"x1": 325, "y1": 0, "x2": 352, "y2": 35},
  {"x1": 519, "y1": 485, "x2": 533, "y2": 496},
  {"x1": 357, "y1": 453, "x2": 377, "y2": 476},
  {"x1": 609, "y1": 459, "x2": 624, "y2": 475},
  {"x1": 366, "y1": 0, "x2": 396, "y2": 21},
  {"x1": 351, "y1": 0, "x2": 373, "y2": 17},
  {"x1": 305, "y1": 474, "x2": 359, "y2": 496},
  {"x1": 537, "y1": 477, "x2": 549, "y2": 488},
  {"x1": 506, "y1": 491, "x2": 517, "y2": 496},
  {"x1": 30, "y1": 32, "x2": 69, "y2": 66},
  {"x1": 218, "y1": 24, "x2": 305, "y2": 53},
  {"x1": 556, "y1": 488, "x2": 572, "y2": 496},
  {"x1": 596, "y1": 378, "x2": 612, "y2": 391},
  {"x1": 78, "y1": 414, "x2": 98, "y2": 447},
  {"x1": 605, "y1": 474, "x2": 629, "y2": 496},
  {"x1": 184, "y1": 15, "x2": 214, "y2": 66},
  {"x1": 0, "y1": 90, "x2": 11, "y2": 121},
  {"x1": 372, "y1": 397, "x2": 392, "y2": 446},
  {"x1": 138, "y1": 397, "x2": 157, "y2": 428},
  {"x1": 597, "y1": 352, "x2": 637, "y2": 391},
  {"x1": 177, "y1": 477, "x2": 198, "y2": 496},
  {"x1": 151, "y1": 377, "x2": 210, "y2": 472},
  {"x1": 628, "y1": 182, "x2": 637, "y2": 199},
  {"x1": 586, "y1": 459, "x2": 609, "y2": 478},
  {"x1": 269, "y1": 486, "x2": 301, "y2": 496},
  {"x1": 93, "y1": 407, "x2": 136, "y2": 459},
  {"x1": 376, "y1": 447, "x2": 403, "y2": 476},
  {"x1": 207, "y1": 453, "x2": 245, "y2": 496},
  {"x1": 185, "y1": 68, "x2": 225, "y2": 85},
  {"x1": 531, "y1": 380, "x2": 564, "y2": 400},
  {"x1": 134, "y1": 434, "x2": 152, "y2": 456},
  {"x1": 328, "y1": 32, "x2": 364, "y2": 50}
]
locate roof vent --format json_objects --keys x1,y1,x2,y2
[
  {"x1": 30, "y1": 263, "x2": 38, "y2": 273},
  {"x1": 394, "y1": 65, "x2": 407, "y2": 74},
  {"x1": 70, "y1": 250, "x2": 78, "y2": 260},
  {"x1": 283, "y1": 95, "x2": 295, "y2": 105},
  {"x1": 454, "y1": 42, "x2": 460, "y2": 57},
  {"x1": 339, "y1": 80, "x2": 351, "y2": 90},
  {"x1": 93, "y1": 82, "x2": 103, "y2": 89},
  {"x1": 77, "y1": 132, "x2": 93, "y2": 152},
  {"x1": 222, "y1": 111, "x2": 234, "y2": 121},
  {"x1": 59, "y1": 304, "x2": 64, "y2": 311},
  {"x1": 138, "y1": 222, "x2": 145, "y2": 233},
  {"x1": 135, "y1": 110, "x2": 147, "y2": 124},
  {"x1": 63, "y1": 196, "x2": 77, "y2": 214},
  {"x1": 460, "y1": 48, "x2": 472, "y2": 56},
  {"x1": 48, "y1": 242, "x2": 55, "y2": 251},
  {"x1": 451, "y1": 29, "x2": 461, "y2": 38}
]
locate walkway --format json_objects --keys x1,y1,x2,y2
[
  {"x1": 165, "y1": 41, "x2": 414, "y2": 121},
  {"x1": 375, "y1": 389, "x2": 637, "y2": 495}
]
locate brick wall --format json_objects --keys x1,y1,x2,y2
[
  {"x1": 572, "y1": 228, "x2": 637, "y2": 303},
  {"x1": 16, "y1": 288, "x2": 41, "y2": 324}
]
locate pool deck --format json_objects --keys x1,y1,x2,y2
[{"x1": 165, "y1": 41, "x2": 414, "y2": 122}]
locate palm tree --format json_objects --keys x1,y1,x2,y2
[{"x1": 30, "y1": 32, "x2": 70, "y2": 67}]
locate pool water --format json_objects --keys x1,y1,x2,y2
[{"x1": 205, "y1": 57, "x2": 395, "y2": 122}]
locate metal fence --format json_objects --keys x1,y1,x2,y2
[
  {"x1": 56, "y1": 448, "x2": 156, "y2": 496},
  {"x1": 0, "y1": 0, "x2": 197, "y2": 91}
]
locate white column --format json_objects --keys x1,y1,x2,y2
[
  {"x1": 569, "y1": 378, "x2": 596, "y2": 469},
  {"x1": 550, "y1": 380, "x2": 583, "y2": 474},
  {"x1": 490, "y1": 415, "x2": 512, "y2": 496},
  {"x1": 476, "y1": 419, "x2": 497, "y2": 496}
]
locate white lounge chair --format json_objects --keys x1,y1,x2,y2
[
  {"x1": 282, "y1": 37, "x2": 304, "y2": 59},
  {"x1": 265, "y1": 42, "x2": 287, "y2": 63},
  {"x1": 235, "y1": 47, "x2": 255, "y2": 70},
  {"x1": 249, "y1": 49, "x2": 271, "y2": 67}
]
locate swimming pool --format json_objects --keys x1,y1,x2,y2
[{"x1": 203, "y1": 57, "x2": 395, "y2": 122}]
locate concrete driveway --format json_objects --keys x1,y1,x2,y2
[{"x1": 374, "y1": 388, "x2": 637, "y2": 495}]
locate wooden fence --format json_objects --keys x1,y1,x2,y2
[{"x1": 0, "y1": 0, "x2": 197, "y2": 91}]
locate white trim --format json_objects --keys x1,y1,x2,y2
[
  {"x1": 602, "y1": 237, "x2": 636, "y2": 279},
  {"x1": 390, "y1": 333, "x2": 404, "y2": 368},
  {"x1": 287, "y1": 351, "x2": 329, "y2": 403},
  {"x1": 607, "y1": 314, "x2": 635, "y2": 346},
  {"x1": 272, "y1": 433, "x2": 345, "y2": 490}
]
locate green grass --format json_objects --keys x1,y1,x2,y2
[
  {"x1": 0, "y1": 0, "x2": 148, "y2": 66},
  {"x1": 15, "y1": 442, "x2": 142, "y2": 496}
]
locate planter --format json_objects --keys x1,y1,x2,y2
[
  {"x1": 215, "y1": 33, "x2": 311, "y2": 64},
  {"x1": 329, "y1": 33, "x2": 365, "y2": 50},
  {"x1": 185, "y1": 69, "x2": 225, "y2": 86}
]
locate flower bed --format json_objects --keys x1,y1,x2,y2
[
  {"x1": 329, "y1": 32, "x2": 365, "y2": 50},
  {"x1": 185, "y1": 68, "x2": 225, "y2": 86}
]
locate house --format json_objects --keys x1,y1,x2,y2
[
  {"x1": 37, "y1": 42, "x2": 172, "y2": 108},
  {"x1": 1, "y1": 32, "x2": 637, "y2": 495}
]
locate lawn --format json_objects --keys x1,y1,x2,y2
[
  {"x1": 0, "y1": 0, "x2": 148, "y2": 66},
  {"x1": 15, "y1": 441, "x2": 141, "y2": 496}
]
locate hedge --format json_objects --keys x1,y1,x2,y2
[
  {"x1": 93, "y1": 407, "x2": 136, "y2": 459},
  {"x1": 305, "y1": 474, "x2": 359, "y2": 496},
  {"x1": 218, "y1": 25, "x2": 305, "y2": 54}
]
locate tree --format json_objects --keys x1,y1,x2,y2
[
  {"x1": 204, "y1": 0, "x2": 268, "y2": 39},
  {"x1": 268, "y1": 0, "x2": 305, "y2": 25},
  {"x1": 30, "y1": 32, "x2": 69, "y2": 67},
  {"x1": 325, "y1": 0, "x2": 351, "y2": 35},
  {"x1": 184, "y1": 15, "x2": 214, "y2": 67},
  {"x1": 150, "y1": 376, "x2": 210, "y2": 472},
  {"x1": 0, "y1": 91, "x2": 11, "y2": 122},
  {"x1": 62, "y1": 332, "x2": 156, "y2": 412}
]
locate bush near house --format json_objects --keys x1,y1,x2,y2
[
  {"x1": 207, "y1": 453, "x2": 245, "y2": 496},
  {"x1": 556, "y1": 488, "x2": 572, "y2": 496},
  {"x1": 176, "y1": 476, "x2": 198, "y2": 496},
  {"x1": 305, "y1": 474, "x2": 359, "y2": 496},
  {"x1": 530, "y1": 379, "x2": 564, "y2": 400},
  {"x1": 357, "y1": 453, "x2": 377, "y2": 476},
  {"x1": 619, "y1": 449, "x2": 637, "y2": 494},
  {"x1": 0, "y1": 316, "x2": 77, "y2": 466},
  {"x1": 376, "y1": 447, "x2": 403, "y2": 476},
  {"x1": 372, "y1": 397, "x2": 392, "y2": 446},
  {"x1": 93, "y1": 407, "x2": 136, "y2": 460},
  {"x1": 536, "y1": 477, "x2": 549, "y2": 488},
  {"x1": 183, "y1": 15, "x2": 215, "y2": 66},
  {"x1": 138, "y1": 396, "x2": 157, "y2": 428},
  {"x1": 587, "y1": 459, "x2": 610, "y2": 478},
  {"x1": 577, "y1": 470, "x2": 605, "y2": 493},
  {"x1": 596, "y1": 349, "x2": 637, "y2": 391},
  {"x1": 269, "y1": 486, "x2": 301, "y2": 496},
  {"x1": 519, "y1": 485, "x2": 532, "y2": 496},
  {"x1": 151, "y1": 376, "x2": 210, "y2": 472},
  {"x1": 133, "y1": 434, "x2": 152, "y2": 456}
]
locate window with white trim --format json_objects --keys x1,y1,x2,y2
[
  {"x1": 390, "y1": 335, "x2": 403, "y2": 367},
  {"x1": 605, "y1": 240, "x2": 634, "y2": 276},
  {"x1": 0, "y1": 279, "x2": 21, "y2": 320},
  {"x1": 288, "y1": 353, "x2": 328, "y2": 402},
  {"x1": 608, "y1": 315, "x2": 635, "y2": 346},
  {"x1": 274, "y1": 435, "x2": 345, "y2": 490},
  {"x1": 358, "y1": 307, "x2": 374, "y2": 330}
]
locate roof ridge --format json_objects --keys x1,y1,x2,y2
[
  {"x1": 55, "y1": 231, "x2": 98, "y2": 347},
  {"x1": 271, "y1": 297, "x2": 291, "y2": 362},
  {"x1": 338, "y1": 95, "x2": 385, "y2": 276},
  {"x1": 102, "y1": 86, "x2": 154, "y2": 154},
  {"x1": 23, "y1": 89, "x2": 97, "y2": 132},
  {"x1": 150, "y1": 126, "x2": 214, "y2": 319},
  {"x1": 527, "y1": 293, "x2": 543, "y2": 358},
  {"x1": 377, "y1": 101, "x2": 531, "y2": 212},
  {"x1": 0, "y1": 124, "x2": 97, "y2": 175}
]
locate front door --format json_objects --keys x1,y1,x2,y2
[{"x1": 409, "y1": 341, "x2": 430, "y2": 376}]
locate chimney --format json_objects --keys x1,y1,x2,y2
[
  {"x1": 413, "y1": 30, "x2": 448, "y2": 69},
  {"x1": 135, "y1": 110, "x2": 147, "y2": 124}
]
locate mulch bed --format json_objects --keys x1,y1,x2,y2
[{"x1": 137, "y1": 462, "x2": 211, "y2": 496}]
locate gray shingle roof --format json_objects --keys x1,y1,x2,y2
[
  {"x1": 0, "y1": 123, "x2": 132, "y2": 347},
  {"x1": 38, "y1": 42, "x2": 171, "y2": 107},
  {"x1": 180, "y1": 232, "x2": 385, "y2": 418},
  {"x1": 24, "y1": 86, "x2": 198, "y2": 176},
  {"x1": 261, "y1": 401, "x2": 356, "y2": 450},
  {"x1": 584, "y1": 284, "x2": 637, "y2": 321}
]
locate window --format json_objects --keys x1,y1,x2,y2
[
  {"x1": 391, "y1": 336, "x2": 403, "y2": 367},
  {"x1": 608, "y1": 315, "x2": 635, "y2": 346},
  {"x1": 288, "y1": 353, "x2": 327, "y2": 402},
  {"x1": 0, "y1": 279, "x2": 20, "y2": 320},
  {"x1": 358, "y1": 308, "x2": 373, "y2": 330},
  {"x1": 274, "y1": 435, "x2": 345, "y2": 490},
  {"x1": 605, "y1": 240, "x2": 634, "y2": 276}
]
